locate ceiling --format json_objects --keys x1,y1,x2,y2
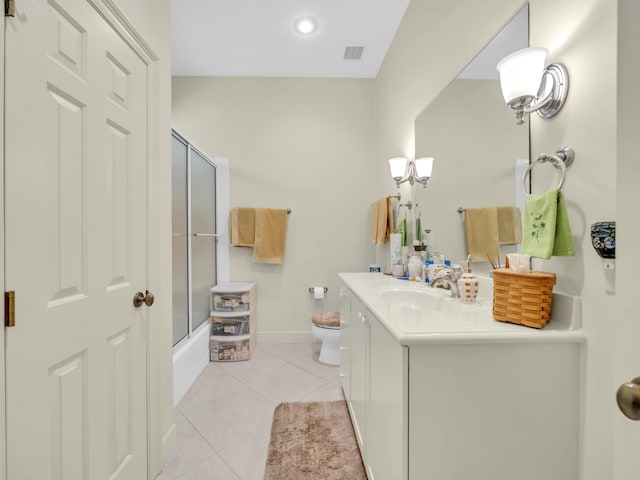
[{"x1": 171, "y1": 0, "x2": 411, "y2": 78}]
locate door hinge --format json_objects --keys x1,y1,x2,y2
[
  {"x1": 5, "y1": 0, "x2": 15, "y2": 17},
  {"x1": 5, "y1": 291, "x2": 15, "y2": 327}
]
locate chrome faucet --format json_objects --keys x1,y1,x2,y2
[{"x1": 430, "y1": 274, "x2": 460, "y2": 298}]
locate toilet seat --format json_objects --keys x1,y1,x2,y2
[
  {"x1": 311, "y1": 311, "x2": 340, "y2": 328},
  {"x1": 313, "y1": 324, "x2": 340, "y2": 330}
]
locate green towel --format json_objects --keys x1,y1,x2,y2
[
  {"x1": 415, "y1": 217, "x2": 422, "y2": 242},
  {"x1": 522, "y1": 190, "x2": 575, "y2": 259},
  {"x1": 398, "y1": 217, "x2": 408, "y2": 247}
]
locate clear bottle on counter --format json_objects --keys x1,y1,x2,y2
[
  {"x1": 408, "y1": 255, "x2": 423, "y2": 280},
  {"x1": 423, "y1": 259, "x2": 434, "y2": 283},
  {"x1": 424, "y1": 229, "x2": 434, "y2": 259}
]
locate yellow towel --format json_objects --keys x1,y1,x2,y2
[
  {"x1": 253, "y1": 208, "x2": 288, "y2": 264},
  {"x1": 497, "y1": 206, "x2": 522, "y2": 245},
  {"x1": 370, "y1": 197, "x2": 394, "y2": 245},
  {"x1": 464, "y1": 207, "x2": 499, "y2": 262},
  {"x1": 230, "y1": 207, "x2": 256, "y2": 247},
  {"x1": 387, "y1": 197, "x2": 394, "y2": 242}
]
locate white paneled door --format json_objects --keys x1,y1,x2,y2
[{"x1": 4, "y1": 0, "x2": 149, "y2": 478}]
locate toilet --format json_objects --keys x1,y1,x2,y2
[{"x1": 311, "y1": 311, "x2": 341, "y2": 366}]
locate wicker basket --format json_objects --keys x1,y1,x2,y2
[{"x1": 492, "y1": 268, "x2": 556, "y2": 329}]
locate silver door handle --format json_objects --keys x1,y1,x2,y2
[{"x1": 616, "y1": 377, "x2": 640, "y2": 420}]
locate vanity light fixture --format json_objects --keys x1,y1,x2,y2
[
  {"x1": 496, "y1": 47, "x2": 568, "y2": 125},
  {"x1": 389, "y1": 157, "x2": 434, "y2": 188}
]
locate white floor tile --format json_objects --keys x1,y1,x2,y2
[
  {"x1": 290, "y1": 348, "x2": 341, "y2": 382},
  {"x1": 163, "y1": 343, "x2": 348, "y2": 480},
  {"x1": 178, "y1": 366, "x2": 276, "y2": 451},
  {"x1": 218, "y1": 421, "x2": 273, "y2": 480},
  {"x1": 300, "y1": 378, "x2": 346, "y2": 402},
  {"x1": 170, "y1": 454, "x2": 240, "y2": 480},
  {"x1": 239, "y1": 362, "x2": 328, "y2": 405},
  {"x1": 157, "y1": 411, "x2": 216, "y2": 480},
  {"x1": 216, "y1": 346, "x2": 287, "y2": 385},
  {"x1": 257, "y1": 342, "x2": 320, "y2": 362}
]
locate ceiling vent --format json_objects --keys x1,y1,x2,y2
[{"x1": 343, "y1": 46, "x2": 364, "y2": 60}]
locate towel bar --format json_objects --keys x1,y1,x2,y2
[{"x1": 523, "y1": 146, "x2": 574, "y2": 194}]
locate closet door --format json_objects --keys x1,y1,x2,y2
[
  {"x1": 190, "y1": 150, "x2": 217, "y2": 331},
  {"x1": 172, "y1": 134, "x2": 189, "y2": 345}
]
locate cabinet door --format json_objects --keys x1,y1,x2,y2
[
  {"x1": 367, "y1": 315, "x2": 408, "y2": 480},
  {"x1": 339, "y1": 286, "x2": 352, "y2": 400},
  {"x1": 349, "y1": 295, "x2": 369, "y2": 454}
]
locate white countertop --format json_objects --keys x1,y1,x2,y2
[{"x1": 339, "y1": 272, "x2": 586, "y2": 346}]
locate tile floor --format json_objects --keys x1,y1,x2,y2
[{"x1": 157, "y1": 342, "x2": 345, "y2": 480}]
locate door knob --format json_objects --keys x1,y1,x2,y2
[
  {"x1": 616, "y1": 377, "x2": 640, "y2": 420},
  {"x1": 133, "y1": 291, "x2": 155, "y2": 308},
  {"x1": 144, "y1": 290, "x2": 155, "y2": 307},
  {"x1": 133, "y1": 292, "x2": 145, "y2": 308}
]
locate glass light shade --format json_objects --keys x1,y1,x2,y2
[
  {"x1": 496, "y1": 47, "x2": 548, "y2": 104},
  {"x1": 388, "y1": 157, "x2": 408, "y2": 178},
  {"x1": 415, "y1": 157, "x2": 434, "y2": 178}
]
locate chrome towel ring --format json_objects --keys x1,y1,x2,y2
[{"x1": 523, "y1": 146, "x2": 575, "y2": 194}]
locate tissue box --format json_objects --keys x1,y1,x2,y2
[{"x1": 492, "y1": 268, "x2": 556, "y2": 329}]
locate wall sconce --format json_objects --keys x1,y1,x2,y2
[
  {"x1": 496, "y1": 47, "x2": 568, "y2": 125},
  {"x1": 388, "y1": 157, "x2": 434, "y2": 188}
]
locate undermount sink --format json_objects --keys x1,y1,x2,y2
[{"x1": 376, "y1": 286, "x2": 455, "y2": 313}]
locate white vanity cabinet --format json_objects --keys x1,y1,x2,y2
[
  {"x1": 340, "y1": 286, "x2": 407, "y2": 480},
  {"x1": 366, "y1": 314, "x2": 407, "y2": 480},
  {"x1": 340, "y1": 288, "x2": 369, "y2": 453},
  {"x1": 408, "y1": 343, "x2": 580, "y2": 479},
  {"x1": 339, "y1": 273, "x2": 584, "y2": 480}
]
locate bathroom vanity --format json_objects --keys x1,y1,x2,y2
[{"x1": 339, "y1": 272, "x2": 585, "y2": 480}]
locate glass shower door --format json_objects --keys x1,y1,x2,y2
[
  {"x1": 190, "y1": 150, "x2": 217, "y2": 331},
  {"x1": 172, "y1": 134, "x2": 189, "y2": 345},
  {"x1": 171, "y1": 131, "x2": 218, "y2": 346}
]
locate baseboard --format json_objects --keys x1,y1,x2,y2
[{"x1": 257, "y1": 330, "x2": 315, "y2": 344}]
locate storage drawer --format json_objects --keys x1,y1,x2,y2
[
  {"x1": 210, "y1": 335, "x2": 252, "y2": 362},
  {"x1": 211, "y1": 315, "x2": 251, "y2": 336},
  {"x1": 211, "y1": 281, "x2": 255, "y2": 313}
]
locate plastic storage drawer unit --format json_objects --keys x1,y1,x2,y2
[{"x1": 210, "y1": 282, "x2": 256, "y2": 362}]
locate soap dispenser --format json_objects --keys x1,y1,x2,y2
[{"x1": 457, "y1": 257, "x2": 479, "y2": 304}]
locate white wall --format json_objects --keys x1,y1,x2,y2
[
  {"x1": 172, "y1": 77, "x2": 375, "y2": 342},
  {"x1": 376, "y1": 0, "x2": 617, "y2": 478},
  {"x1": 529, "y1": 1, "x2": 617, "y2": 478}
]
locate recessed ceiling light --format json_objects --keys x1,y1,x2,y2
[{"x1": 294, "y1": 16, "x2": 318, "y2": 35}]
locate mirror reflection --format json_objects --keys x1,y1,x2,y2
[{"x1": 414, "y1": 5, "x2": 529, "y2": 272}]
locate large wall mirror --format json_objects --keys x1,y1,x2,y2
[{"x1": 414, "y1": 5, "x2": 529, "y2": 271}]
